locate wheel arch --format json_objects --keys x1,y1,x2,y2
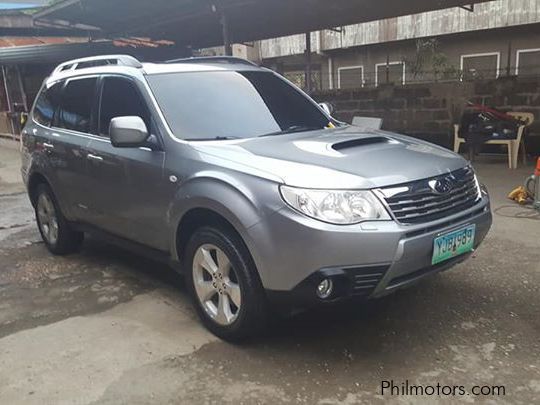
[
  {"x1": 170, "y1": 175, "x2": 267, "y2": 275},
  {"x1": 175, "y1": 207, "x2": 245, "y2": 263},
  {"x1": 27, "y1": 171, "x2": 52, "y2": 207}
]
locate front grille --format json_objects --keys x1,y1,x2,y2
[
  {"x1": 378, "y1": 166, "x2": 481, "y2": 224},
  {"x1": 344, "y1": 266, "x2": 388, "y2": 297}
]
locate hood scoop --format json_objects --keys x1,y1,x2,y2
[{"x1": 332, "y1": 136, "x2": 391, "y2": 151}]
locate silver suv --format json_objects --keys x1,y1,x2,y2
[{"x1": 21, "y1": 55, "x2": 492, "y2": 340}]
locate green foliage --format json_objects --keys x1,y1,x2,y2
[{"x1": 406, "y1": 39, "x2": 460, "y2": 81}]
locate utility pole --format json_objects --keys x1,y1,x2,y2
[
  {"x1": 221, "y1": 11, "x2": 232, "y2": 56},
  {"x1": 386, "y1": 54, "x2": 390, "y2": 84},
  {"x1": 506, "y1": 41, "x2": 512, "y2": 77},
  {"x1": 305, "y1": 32, "x2": 312, "y2": 93}
]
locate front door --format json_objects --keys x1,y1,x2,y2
[{"x1": 86, "y1": 75, "x2": 169, "y2": 250}]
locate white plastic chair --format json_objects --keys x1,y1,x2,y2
[{"x1": 453, "y1": 112, "x2": 534, "y2": 169}]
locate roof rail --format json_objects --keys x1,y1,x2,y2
[
  {"x1": 165, "y1": 56, "x2": 258, "y2": 67},
  {"x1": 52, "y1": 54, "x2": 143, "y2": 75}
]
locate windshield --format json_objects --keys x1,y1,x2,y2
[{"x1": 147, "y1": 70, "x2": 330, "y2": 140}]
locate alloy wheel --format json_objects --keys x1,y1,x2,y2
[
  {"x1": 37, "y1": 192, "x2": 59, "y2": 245},
  {"x1": 192, "y1": 244, "x2": 242, "y2": 326}
]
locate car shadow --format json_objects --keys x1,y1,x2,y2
[
  {"x1": 78, "y1": 235, "x2": 185, "y2": 291},
  {"x1": 75, "y1": 234, "x2": 526, "y2": 366},
  {"x1": 79, "y1": 236, "x2": 480, "y2": 346}
]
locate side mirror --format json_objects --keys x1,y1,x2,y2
[
  {"x1": 318, "y1": 102, "x2": 334, "y2": 116},
  {"x1": 110, "y1": 116, "x2": 149, "y2": 148}
]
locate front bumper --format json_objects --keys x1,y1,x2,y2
[{"x1": 247, "y1": 195, "x2": 492, "y2": 310}]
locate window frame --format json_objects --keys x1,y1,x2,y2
[
  {"x1": 52, "y1": 75, "x2": 100, "y2": 135},
  {"x1": 31, "y1": 80, "x2": 63, "y2": 128},
  {"x1": 374, "y1": 61, "x2": 406, "y2": 86},
  {"x1": 515, "y1": 48, "x2": 540, "y2": 76},
  {"x1": 97, "y1": 74, "x2": 160, "y2": 141},
  {"x1": 337, "y1": 65, "x2": 364, "y2": 89},
  {"x1": 460, "y1": 52, "x2": 501, "y2": 80}
]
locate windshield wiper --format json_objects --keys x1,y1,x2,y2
[
  {"x1": 258, "y1": 125, "x2": 323, "y2": 137},
  {"x1": 184, "y1": 136, "x2": 241, "y2": 141}
]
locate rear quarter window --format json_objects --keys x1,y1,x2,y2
[{"x1": 33, "y1": 82, "x2": 62, "y2": 127}]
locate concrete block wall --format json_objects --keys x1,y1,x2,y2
[{"x1": 312, "y1": 76, "x2": 540, "y2": 152}]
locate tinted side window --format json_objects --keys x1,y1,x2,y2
[
  {"x1": 99, "y1": 77, "x2": 151, "y2": 136},
  {"x1": 57, "y1": 77, "x2": 97, "y2": 133},
  {"x1": 33, "y1": 82, "x2": 62, "y2": 126}
]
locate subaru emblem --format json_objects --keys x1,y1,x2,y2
[{"x1": 429, "y1": 176, "x2": 454, "y2": 194}]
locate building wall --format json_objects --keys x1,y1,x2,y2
[
  {"x1": 319, "y1": 26, "x2": 540, "y2": 90},
  {"x1": 260, "y1": 0, "x2": 540, "y2": 59},
  {"x1": 264, "y1": 25, "x2": 540, "y2": 92},
  {"x1": 322, "y1": 0, "x2": 540, "y2": 51}
]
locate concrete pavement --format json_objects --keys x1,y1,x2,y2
[{"x1": 1, "y1": 139, "x2": 539, "y2": 404}]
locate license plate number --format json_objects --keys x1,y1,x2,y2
[{"x1": 432, "y1": 224, "x2": 476, "y2": 265}]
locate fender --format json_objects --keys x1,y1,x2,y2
[
  {"x1": 26, "y1": 157, "x2": 67, "y2": 212},
  {"x1": 22, "y1": 126, "x2": 74, "y2": 216},
  {"x1": 168, "y1": 170, "x2": 283, "y2": 269}
]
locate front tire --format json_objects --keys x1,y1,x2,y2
[
  {"x1": 184, "y1": 226, "x2": 268, "y2": 341},
  {"x1": 35, "y1": 183, "x2": 84, "y2": 255}
]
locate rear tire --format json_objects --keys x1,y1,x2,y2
[
  {"x1": 184, "y1": 225, "x2": 268, "y2": 342},
  {"x1": 35, "y1": 183, "x2": 84, "y2": 255}
]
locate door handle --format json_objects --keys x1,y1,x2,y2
[
  {"x1": 87, "y1": 153, "x2": 103, "y2": 162},
  {"x1": 43, "y1": 142, "x2": 54, "y2": 150}
]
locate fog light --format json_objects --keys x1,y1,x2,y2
[{"x1": 316, "y1": 278, "x2": 334, "y2": 299}]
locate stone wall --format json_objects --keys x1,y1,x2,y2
[{"x1": 312, "y1": 76, "x2": 540, "y2": 152}]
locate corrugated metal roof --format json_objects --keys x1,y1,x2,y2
[
  {"x1": 0, "y1": 38, "x2": 180, "y2": 65},
  {"x1": 0, "y1": 36, "x2": 85, "y2": 47},
  {"x1": 0, "y1": 36, "x2": 174, "y2": 48},
  {"x1": 34, "y1": 0, "x2": 497, "y2": 48},
  {"x1": 0, "y1": 1, "x2": 47, "y2": 11}
]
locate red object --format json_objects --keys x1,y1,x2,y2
[
  {"x1": 535, "y1": 157, "x2": 540, "y2": 177},
  {"x1": 467, "y1": 102, "x2": 517, "y2": 122}
]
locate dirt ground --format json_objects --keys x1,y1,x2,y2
[{"x1": 1, "y1": 137, "x2": 539, "y2": 404}]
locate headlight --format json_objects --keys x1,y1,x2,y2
[{"x1": 280, "y1": 186, "x2": 390, "y2": 225}]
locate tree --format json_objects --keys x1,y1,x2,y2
[{"x1": 406, "y1": 39, "x2": 459, "y2": 82}]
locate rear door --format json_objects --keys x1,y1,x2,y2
[
  {"x1": 52, "y1": 76, "x2": 99, "y2": 222},
  {"x1": 29, "y1": 77, "x2": 98, "y2": 222},
  {"x1": 86, "y1": 75, "x2": 169, "y2": 250},
  {"x1": 25, "y1": 81, "x2": 63, "y2": 191}
]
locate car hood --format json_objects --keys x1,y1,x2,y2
[{"x1": 190, "y1": 126, "x2": 467, "y2": 189}]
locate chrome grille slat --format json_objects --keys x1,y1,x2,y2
[
  {"x1": 394, "y1": 196, "x2": 476, "y2": 221},
  {"x1": 380, "y1": 167, "x2": 480, "y2": 224},
  {"x1": 386, "y1": 179, "x2": 476, "y2": 207},
  {"x1": 391, "y1": 188, "x2": 478, "y2": 216}
]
